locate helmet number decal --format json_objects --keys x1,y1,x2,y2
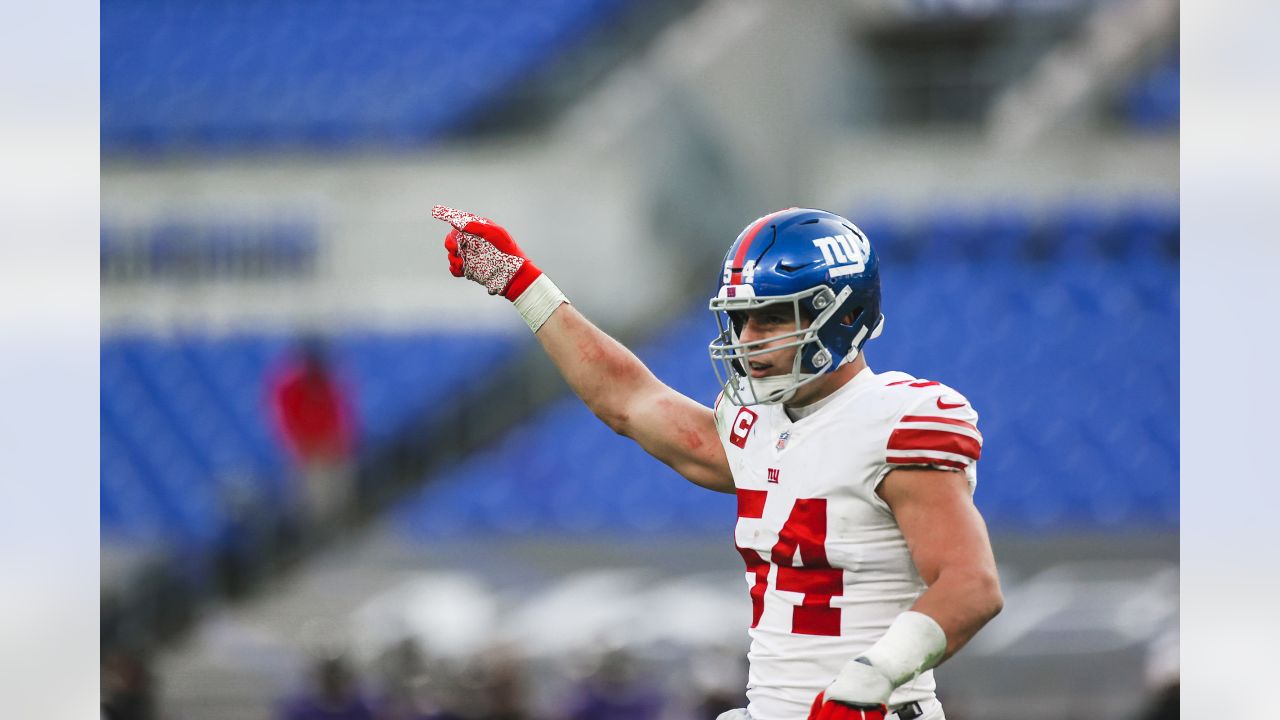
[
  {"x1": 729, "y1": 407, "x2": 758, "y2": 448},
  {"x1": 723, "y1": 259, "x2": 757, "y2": 286},
  {"x1": 812, "y1": 231, "x2": 870, "y2": 278}
]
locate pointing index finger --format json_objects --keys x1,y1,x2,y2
[{"x1": 432, "y1": 204, "x2": 486, "y2": 232}]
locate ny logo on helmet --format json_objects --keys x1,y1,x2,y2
[{"x1": 812, "y1": 231, "x2": 870, "y2": 279}]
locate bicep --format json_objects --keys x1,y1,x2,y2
[
  {"x1": 879, "y1": 468, "x2": 996, "y2": 584},
  {"x1": 531, "y1": 304, "x2": 732, "y2": 492},
  {"x1": 623, "y1": 384, "x2": 733, "y2": 493}
]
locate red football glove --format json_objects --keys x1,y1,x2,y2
[
  {"x1": 807, "y1": 692, "x2": 887, "y2": 720},
  {"x1": 432, "y1": 204, "x2": 543, "y2": 300}
]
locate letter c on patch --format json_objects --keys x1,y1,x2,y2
[{"x1": 729, "y1": 407, "x2": 758, "y2": 449}]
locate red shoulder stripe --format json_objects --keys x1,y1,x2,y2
[
  {"x1": 886, "y1": 456, "x2": 968, "y2": 470},
  {"x1": 900, "y1": 414, "x2": 977, "y2": 431},
  {"x1": 888, "y1": 428, "x2": 982, "y2": 461}
]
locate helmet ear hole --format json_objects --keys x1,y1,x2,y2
[
  {"x1": 728, "y1": 310, "x2": 745, "y2": 334},
  {"x1": 839, "y1": 307, "x2": 863, "y2": 327}
]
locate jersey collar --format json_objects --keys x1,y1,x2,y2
[{"x1": 784, "y1": 365, "x2": 877, "y2": 421}]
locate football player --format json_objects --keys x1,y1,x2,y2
[{"x1": 431, "y1": 205, "x2": 1003, "y2": 720}]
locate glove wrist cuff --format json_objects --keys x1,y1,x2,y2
[
  {"x1": 504, "y1": 259, "x2": 542, "y2": 301},
  {"x1": 512, "y1": 273, "x2": 568, "y2": 333}
]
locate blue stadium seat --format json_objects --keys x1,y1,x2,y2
[
  {"x1": 102, "y1": 0, "x2": 633, "y2": 153},
  {"x1": 920, "y1": 205, "x2": 981, "y2": 263},
  {"x1": 1124, "y1": 47, "x2": 1179, "y2": 131},
  {"x1": 102, "y1": 328, "x2": 525, "y2": 552},
  {"x1": 977, "y1": 204, "x2": 1034, "y2": 262},
  {"x1": 861, "y1": 212, "x2": 921, "y2": 265},
  {"x1": 1047, "y1": 202, "x2": 1112, "y2": 263},
  {"x1": 101, "y1": 423, "x2": 168, "y2": 541}
]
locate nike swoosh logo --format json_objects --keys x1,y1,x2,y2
[{"x1": 937, "y1": 398, "x2": 966, "y2": 410}]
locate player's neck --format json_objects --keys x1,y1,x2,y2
[{"x1": 784, "y1": 354, "x2": 868, "y2": 415}]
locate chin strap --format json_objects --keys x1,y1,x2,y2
[
  {"x1": 869, "y1": 313, "x2": 885, "y2": 340},
  {"x1": 843, "y1": 314, "x2": 885, "y2": 365},
  {"x1": 747, "y1": 374, "x2": 810, "y2": 404}
]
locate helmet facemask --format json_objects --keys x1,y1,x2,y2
[{"x1": 708, "y1": 285, "x2": 853, "y2": 406}]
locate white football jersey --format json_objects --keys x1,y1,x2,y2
[{"x1": 713, "y1": 367, "x2": 982, "y2": 720}]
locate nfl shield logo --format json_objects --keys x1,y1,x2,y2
[{"x1": 776, "y1": 431, "x2": 790, "y2": 450}]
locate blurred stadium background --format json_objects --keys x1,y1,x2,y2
[{"x1": 100, "y1": 1, "x2": 1178, "y2": 719}]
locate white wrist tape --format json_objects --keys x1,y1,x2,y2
[
  {"x1": 512, "y1": 273, "x2": 569, "y2": 333},
  {"x1": 861, "y1": 611, "x2": 948, "y2": 687}
]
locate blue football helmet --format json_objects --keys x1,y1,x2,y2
[{"x1": 708, "y1": 207, "x2": 884, "y2": 405}]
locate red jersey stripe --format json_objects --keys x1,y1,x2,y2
[
  {"x1": 886, "y1": 455, "x2": 969, "y2": 470},
  {"x1": 888, "y1": 428, "x2": 982, "y2": 460},
  {"x1": 737, "y1": 488, "x2": 767, "y2": 519},
  {"x1": 900, "y1": 414, "x2": 978, "y2": 431}
]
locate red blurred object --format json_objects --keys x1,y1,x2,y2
[{"x1": 270, "y1": 341, "x2": 355, "y2": 464}]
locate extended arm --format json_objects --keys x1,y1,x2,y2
[
  {"x1": 532, "y1": 305, "x2": 733, "y2": 492},
  {"x1": 432, "y1": 205, "x2": 733, "y2": 493}
]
